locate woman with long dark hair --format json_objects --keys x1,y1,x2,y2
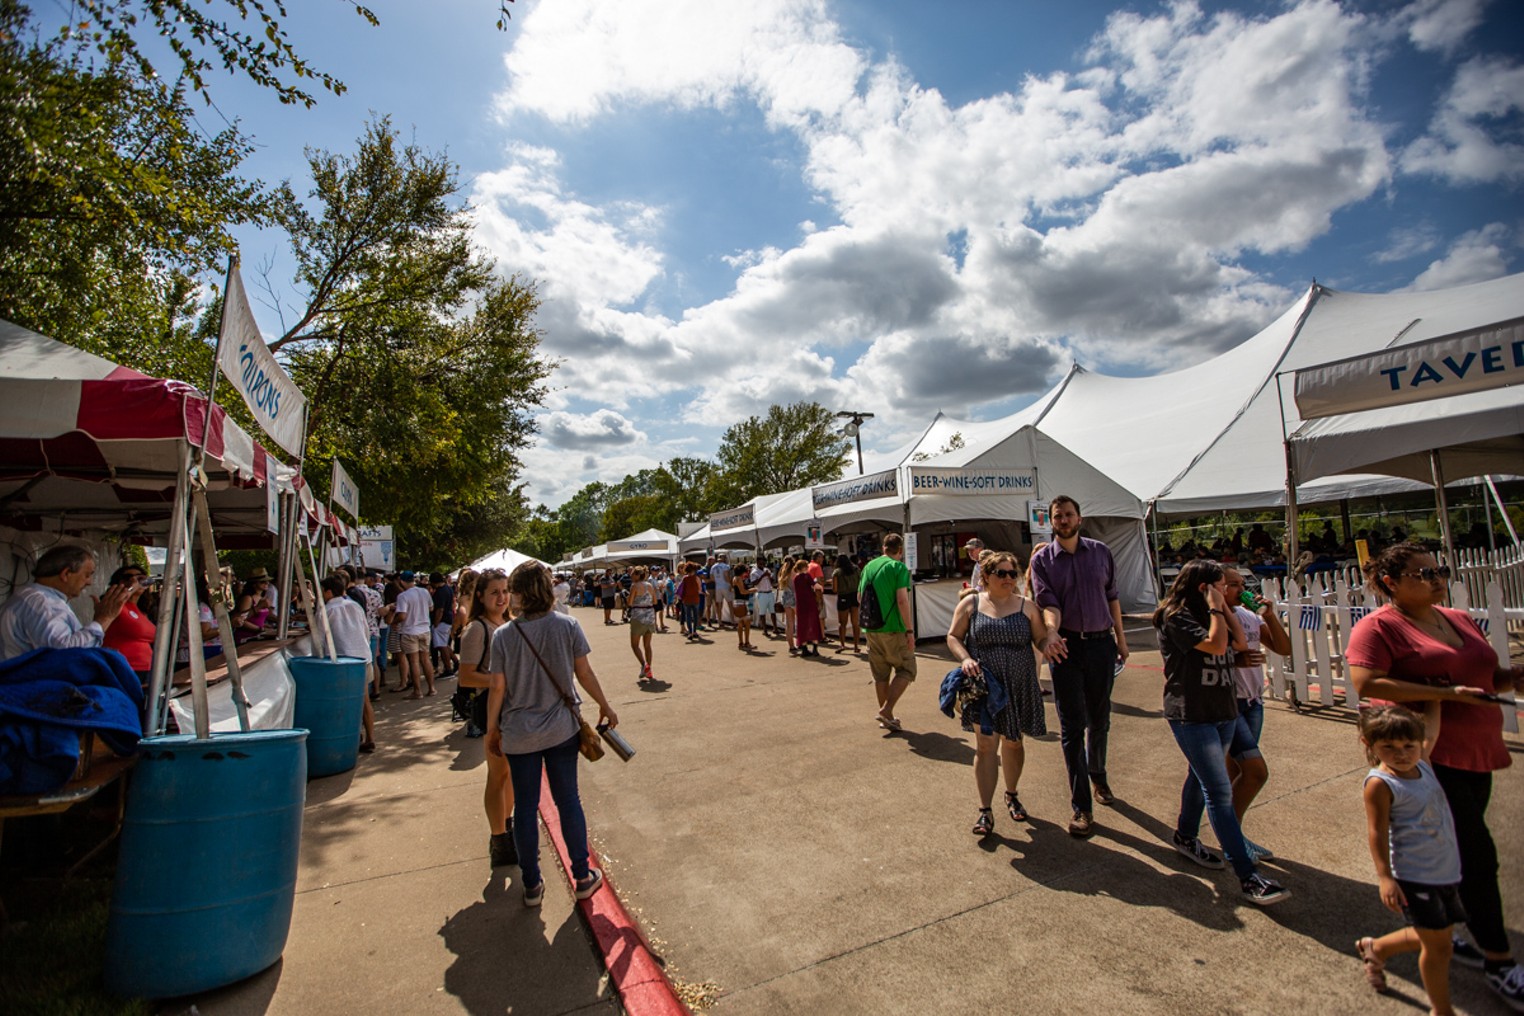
[
  {"x1": 485, "y1": 564, "x2": 618, "y2": 906},
  {"x1": 458, "y1": 569, "x2": 515, "y2": 868},
  {"x1": 1154, "y1": 559, "x2": 1290, "y2": 906},
  {"x1": 833, "y1": 553, "x2": 861, "y2": 653},
  {"x1": 1348, "y1": 543, "x2": 1524, "y2": 1008}
]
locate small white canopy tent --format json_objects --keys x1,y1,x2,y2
[{"x1": 462, "y1": 546, "x2": 551, "y2": 575}]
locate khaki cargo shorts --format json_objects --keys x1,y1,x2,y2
[
  {"x1": 866, "y1": 630, "x2": 916, "y2": 683},
  {"x1": 400, "y1": 632, "x2": 430, "y2": 654}
]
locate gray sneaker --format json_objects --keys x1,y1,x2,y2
[
  {"x1": 1451, "y1": 934, "x2": 1486, "y2": 969},
  {"x1": 523, "y1": 880, "x2": 545, "y2": 908},
  {"x1": 1172, "y1": 831, "x2": 1225, "y2": 869}
]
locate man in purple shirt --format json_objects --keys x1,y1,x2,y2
[{"x1": 1030, "y1": 495, "x2": 1130, "y2": 839}]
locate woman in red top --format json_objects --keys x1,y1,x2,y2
[
  {"x1": 1348, "y1": 543, "x2": 1524, "y2": 1009},
  {"x1": 677, "y1": 562, "x2": 703, "y2": 641},
  {"x1": 102, "y1": 564, "x2": 155, "y2": 686}
]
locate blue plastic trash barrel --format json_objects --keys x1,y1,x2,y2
[
  {"x1": 287, "y1": 655, "x2": 368, "y2": 778},
  {"x1": 104, "y1": 729, "x2": 308, "y2": 999}
]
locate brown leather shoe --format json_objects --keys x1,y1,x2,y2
[
  {"x1": 1068, "y1": 810, "x2": 1095, "y2": 838},
  {"x1": 1092, "y1": 782, "x2": 1116, "y2": 806}
]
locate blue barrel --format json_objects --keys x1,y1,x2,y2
[
  {"x1": 288, "y1": 655, "x2": 368, "y2": 778},
  {"x1": 104, "y1": 729, "x2": 308, "y2": 999}
]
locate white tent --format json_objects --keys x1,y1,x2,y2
[{"x1": 463, "y1": 546, "x2": 551, "y2": 575}]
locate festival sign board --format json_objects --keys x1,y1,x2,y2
[
  {"x1": 216, "y1": 268, "x2": 307, "y2": 457},
  {"x1": 709, "y1": 505, "x2": 755, "y2": 533},
  {"x1": 330, "y1": 458, "x2": 360, "y2": 520},
  {"x1": 607, "y1": 539, "x2": 667, "y2": 554},
  {"x1": 1294, "y1": 317, "x2": 1524, "y2": 420},
  {"x1": 1028, "y1": 499, "x2": 1052, "y2": 537},
  {"x1": 812, "y1": 469, "x2": 899, "y2": 511},
  {"x1": 907, "y1": 467, "x2": 1037, "y2": 495}
]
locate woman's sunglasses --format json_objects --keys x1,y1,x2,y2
[
  {"x1": 991, "y1": 568, "x2": 1021, "y2": 580},
  {"x1": 1401, "y1": 566, "x2": 1452, "y2": 581}
]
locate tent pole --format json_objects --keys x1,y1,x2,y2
[
  {"x1": 145, "y1": 444, "x2": 193, "y2": 735},
  {"x1": 1430, "y1": 450, "x2": 1457, "y2": 566},
  {"x1": 1283, "y1": 443, "x2": 1302, "y2": 574},
  {"x1": 276, "y1": 491, "x2": 298, "y2": 638},
  {"x1": 1340, "y1": 498, "x2": 1352, "y2": 545},
  {"x1": 1484, "y1": 475, "x2": 1521, "y2": 550},
  {"x1": 1147, "y1": 500, "x2": 1164, "y2": 597}
]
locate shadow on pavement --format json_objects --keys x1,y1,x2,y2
[
  {"x1": 898, "y1": 729, "x2": 976, "y2": 765},
  {"x1": 440, "y1": 876, "x2": 613, "y2": 1016}
]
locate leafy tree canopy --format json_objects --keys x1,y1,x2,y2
[{"x1": 713, "y1": 401, "x2": 850, "y2": 506}]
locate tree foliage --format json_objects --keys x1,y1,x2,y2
[
  {"x1": 512, "y1": 406, "x2": 849, "y2": 564},
  {"x1": 266, "y1": 119, "x2": 551, "y2": 565},
  {"x1": 713, "y1": 402, "x2": 849, "y2": 506},
  {"x1": 0, "y1": 1, "x2": 264, "y2": 364}
]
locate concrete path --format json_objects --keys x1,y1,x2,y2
[
  {"x1": 187, "y1": 684, "x2": 620, "y2": 1016},
  {"x1": 572, "y1": 609, "x2": 1521, "y2": 1015},
  {"x1": 184, "y1": 607, "x2": 1520, "y2": 1015}
]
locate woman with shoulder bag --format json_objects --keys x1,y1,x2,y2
[
  {"x1": 457, "y1": 569, "x2": 516, "y2": 868},
  {"x1": 946, "y1": 551, "x2": 1049, "y2": 835},
  {"x1": 486, "y1": 563, "x2": 619, "y2": 906}
]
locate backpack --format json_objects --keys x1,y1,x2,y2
[{"x1": 859, "y1": 565, "x2": 885, "y2": 631}]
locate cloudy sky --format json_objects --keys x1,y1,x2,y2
[{"x1": 132, "y1": 0, "x2": 1524, "y2": 507}]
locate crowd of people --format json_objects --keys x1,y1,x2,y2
[{"x1": 2, "y1": 494, "x2": 1520, "y2": 1013}]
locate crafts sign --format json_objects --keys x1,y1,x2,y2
[
  {"x1": 812, "y1": 469, "x2": 899, "y2": 511},
  {"x1": 216, "y1": 269, "x2": 307, "y2": 457},
  {"x1": 1294, "y1": 317, "x2": 1524, "y2": 420}
]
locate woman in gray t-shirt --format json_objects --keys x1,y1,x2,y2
[{"x1": 486, "y1": 563, "x2": 618, "y2": 906}]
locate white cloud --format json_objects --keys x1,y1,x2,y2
[
  {"x1": 482, "y1": 0, "x2": 1512, "y2": 507},
  {"x1": 1402, "y1": 56, "x2": 1524, "y2": 184},
  {"x1": 1398, "y1": 0, "x2": 1489, "y2": 54},
  {"x1": 540, "y1": 409, "x2": 646, "y2": 450},
  {"x1": 1376, "y1": 223, "x2": 1442, "y2": 263},
  {"x1": 1403, "y1": 223, "x2": 1513, "y2": 291}
]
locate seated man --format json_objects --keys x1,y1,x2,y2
[{"x1": 0, "y1": 545, "x2": 132, "y2": 661}]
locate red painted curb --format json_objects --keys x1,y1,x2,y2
[{"x1": 538, "y1": 772, "x2": 691, "y2": 1016}]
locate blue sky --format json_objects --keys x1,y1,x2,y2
[{"x1": 42, "y1": 0, "x2": 1524, "y2": 509}]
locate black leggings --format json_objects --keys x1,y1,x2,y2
[{"x1": 1433, "y1": 763, "x2": 1509, "y2": 955}]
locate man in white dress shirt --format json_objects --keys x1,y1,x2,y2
[{"x1": 0, "y1": 545, "x2": 132, "y2": 661}]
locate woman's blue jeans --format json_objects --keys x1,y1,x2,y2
[
  {"x1": 1169, "y1": 718, "x2": 1255, "y2": 880},
  {"x1": 681, "y1": 602, "x2": 700, "y2": 635},
  {"x1": 507, "y1": 734, "x2": 589, "y2": 888}
]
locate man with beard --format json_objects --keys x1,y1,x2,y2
[{"x1": 1029, "y1": 495, "x2": 1129, "y2": 839}]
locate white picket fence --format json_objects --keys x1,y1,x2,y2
[{"x1": 1262, "y1": 545, "x2": 1522, "y2": 734}]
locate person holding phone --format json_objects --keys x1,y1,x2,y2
[{"x1": 1348, "y1": 543, "x2": 1524, "y2": 1011}]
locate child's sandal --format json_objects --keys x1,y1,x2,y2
[{"x1": 1354, "y1": 937, "x2": 1387, "y2": 993}]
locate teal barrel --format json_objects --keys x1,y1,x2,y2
[
  {"x1": 287, "y1": 655, "x2": 368, "y2": 778},
  {"x1": 104, "y1": 729, "x2": 308, "y2": 999}
]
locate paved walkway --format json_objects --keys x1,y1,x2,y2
[
  {"x1": 572, "y1": 609, "x2": 1520, "y2": 1015},
  {"x1": 190, "y1": 607, "x2": 1520, "y2": 1015},
  {"x1": 189, "y1": 681, "x2": 620, "y2": 1016}
]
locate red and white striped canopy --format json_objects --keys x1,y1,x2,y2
[{"x1": 0, "y1": 320, "x2": 281, "y2": 542}]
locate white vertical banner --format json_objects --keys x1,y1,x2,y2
[
  {"x1": 330, "y1": 458, "x2": 360, "y2": 521},
  {"x1": 217, "y1": 268, "x2": 307, "y2": 457},
  {"x1": 904, "y1": 532, "x2": 919, "y2": 572},
  {"x1": 265, "y1": 480, "x2": 280, "y2": 534}
]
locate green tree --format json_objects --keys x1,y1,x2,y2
[
  {"x1": 213, "y1": 117, "x2": 551, "y2": 564},
  {"x1": 0, "y1": 3, "x2": 265, "y2": 362},
  {"x1": 713, "y1": 402, "x2": 849, "y2": 506}
]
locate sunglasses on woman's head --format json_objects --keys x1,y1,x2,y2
[
  {"x1": 991, "y1": 568, "x2": 1020, "y2": 580},
  {"x1": 1401, "y1": 566, "x2": 1451, "y2": 581}
]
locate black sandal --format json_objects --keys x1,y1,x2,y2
[
  {"x1": 1004, "y1": 791, "x2": 1028, "y2": 822},
  {"x1": 972, "y1": 808, "x2": 994, "y2": 835}
]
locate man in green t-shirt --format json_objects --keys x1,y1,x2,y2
[{"x1": 858, "y1": 532, "x2": 916, "y2": 731}]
